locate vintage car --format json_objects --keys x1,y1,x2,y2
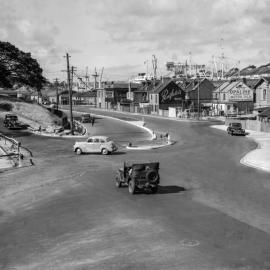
[
  {"x1": 80, "y1": 114, "x2": 92, "y2": 123},
  {"x1": 227, "y1": 122, "x2": 246, "y2": 136},
  {"x1": 115, "y1": 161, "x2": 160, "y2": 194},
  {"x1": 3, "y1": 114, "x2": 24, "y2": 130},
  {"x1": 73, "y1": 135, "x2": 118, "y2": 155}
]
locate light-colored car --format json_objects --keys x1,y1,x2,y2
[{"x1": 73, "y1": 136, "x2": 118, "y2": 155}]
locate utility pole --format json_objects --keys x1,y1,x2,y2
[
  {"x1": 65, "y1": 53, "x2": 74, "y2": 135},
  {"x1": 152, "y1": 55, "x2": 157, "y2": 86},
  {"x1": 99, "y1": 67, "x2": 104, "y2": 89},
  {"x1": 54, "y1": 78, "x2": 59, "y2": 110},
  {"x1": 92, "y1": 68, "x2": 99, "y2": 90},
  {"x1": 197, "y1": 77, "x2": 200, "y2": 120},
  {"x1": 84, "y1": 67, "x2": 89, "y2": 92}
]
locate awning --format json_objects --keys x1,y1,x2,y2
[{"x1": 259, "y1": 107, "x2": 270, "y2": 118}]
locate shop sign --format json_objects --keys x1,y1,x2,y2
[
  {"x1": 160, "y1": 88, "x2": 182, "y2": 103},
  {"x1": 228, "y1": 86, "x2": 253, "y2": 101},
  {"x1": 105, "y1": 91, "x2": 113, "y2": 98}
]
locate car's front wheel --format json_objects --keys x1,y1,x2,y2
[
  {"x1": 101, "y1": 148, "x2": 109, "y2": 155},
  {"x1": 76, "y1": 148, "x2": 82, "y2": 155}
]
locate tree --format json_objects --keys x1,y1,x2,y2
[{"x1": 0, "y1": 41, "x2": 46, "y2": 89}]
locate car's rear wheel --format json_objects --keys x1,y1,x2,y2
[
  {"x1": 101, "y1": 148, "x2": 109, "y2": 155},
  {"x1": 128, "y1": 179, "x2": 136, "y2": 194},
  {"x1": 76, "y1": 148, "x2": 82, "y2": 155}
]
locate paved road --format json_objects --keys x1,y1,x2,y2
[{"x1": 0, "y1": 110, "x2": 270, "y2": 270}]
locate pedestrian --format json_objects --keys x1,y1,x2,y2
[
  {"x1": 91, "y1": 117, "x2": 95, "y2": 126},
  {"x1": 167, "y1": 133, "x2": 171, "y2": 144}
]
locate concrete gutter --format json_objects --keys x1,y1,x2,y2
[
  {"x1": 126, "y1": 140, "x2": 174, "y2": 150},
  {"x1": 211, "y1": 125, "x2": 270, "y2": 173}
]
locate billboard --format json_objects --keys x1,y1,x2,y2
[{"x1": 228, "y1": 85, "x2": 253, "y2": 101}]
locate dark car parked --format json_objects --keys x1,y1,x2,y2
[
  {"x1": 80, "y1": 113, "x2": 92, "y2": 123},
  {"x1": 115, "y1": 161, "x2": 160, "y2": 194},
  {"x1": 3, "y1": 114, "x2": 22, "y2": 130},
  {"x1": 227, "y1": 122, "x2": 246, "y2": 136}
]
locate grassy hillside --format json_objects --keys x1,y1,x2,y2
[{"x1": 0, "y1": 99, "x2": 63, "y2": 130}]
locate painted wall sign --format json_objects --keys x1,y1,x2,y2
[
  {"x1": 160, "y1": 88, "x2": 182, "y2": 103},
  {"x1": 228, "y1": 86, "x2": 253, "y2": 101},
  {"x1": 105, "y1": 90, "x2": 113, "y2": 98}
]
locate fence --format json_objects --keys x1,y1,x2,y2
[
  {"x1": 0, "y1": 134, "x2": 33, "y2": 167},
  {"x1": 225, "y1": 118, "x2": 270, "y2": 133}
]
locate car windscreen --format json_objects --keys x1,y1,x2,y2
[
  {"x1": 232, "y1": 123, "x2": 241, "y2": 127},
  {"x1": 7, "y1": 116, "x2": 18, "y2": 119},
  {"x1": 106, "y1": 137, "x2": 112, "y2": 142}
]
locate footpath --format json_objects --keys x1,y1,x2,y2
[{"x1": 211, "y1": 125, "x2": 270, "y2": 173}]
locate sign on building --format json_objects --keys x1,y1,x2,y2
[
  {"x1": 160, "y1": 88, "x2": 182, "y2": 103},
  {"x1": 228, "y1": 85, "x2": 253, "y2": 101},
  {"x1": 105, "y1": 91, "x2": 113, "y2": 98}
]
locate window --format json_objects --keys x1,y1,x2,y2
[
  {"x1": 93, "y1": 138, "x2": 99, "y2": 143},
  {"x1": 223, "y1": 93, "x2": 226, "y2": 100},
  {"x1": 155, "y1": 94, "x2": 158, "y2": 103},
  {"x1": 87, "y1": 138, "x2": 93, "y2": 143},
  {"x1": 100, "y1": 139, "x2": 105, "y2": 143},
  {"x1": 263, "y1": 89, "x2": 266, "y2": 100}
]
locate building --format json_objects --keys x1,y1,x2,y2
[
  {"x1": 212, "y1": 80, "x2": 254, "y2": 115},
  {"x1": 58, "y1": 90, "x2": 77, "y2": 105},
  {"x1": 212, "y1": 81, "x2": 230, "y2": 115},
  {"x1": 73, "y1": 91, "x2": 96, "y2": 105},
  {"x1": 96, "y1": 82, "x2": 138, "y2": 109},
  {"x1": 254, "y1": 77, "x2": 270, "y2": 112},
  {"x1": 149, "y1": 79, "x2": 185, "y2": 113},
  {"x1": 184, "y1": 78, "x2": 215, "y2": 113}
]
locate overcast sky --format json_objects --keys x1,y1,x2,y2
[{"x1": 0, "y1": 0, "x2": 269, "y2": 81}]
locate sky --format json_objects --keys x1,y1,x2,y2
[{"x1": 0, "y1": 0, "x2": 270, "y2": 82}]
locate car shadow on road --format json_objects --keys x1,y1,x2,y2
[
  {"x1": 112, "y1": 151, "x2": 126, "y2": 155},
  {"x1": 157, "y1": 185, "x2": 186, "y2": 194}
]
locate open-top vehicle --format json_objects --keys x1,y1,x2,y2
[{"x1": 115, "y1": 161, "x2": 160, "y2": 194}]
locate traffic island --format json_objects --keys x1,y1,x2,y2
[{"x1": 126, "y1": 140, "x2": 175, "y2": 150}]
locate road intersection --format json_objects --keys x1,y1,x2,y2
[{"x1": 0, "y1": 111, "x2": 270, "y2": 270}]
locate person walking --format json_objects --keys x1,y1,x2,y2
[{"x1": 91, "y1": 117, "x2": 95, "y2": 126}]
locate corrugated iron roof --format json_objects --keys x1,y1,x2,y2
[{"x1": 259, "y1": 107, "x2": 270, "y2": 118}]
